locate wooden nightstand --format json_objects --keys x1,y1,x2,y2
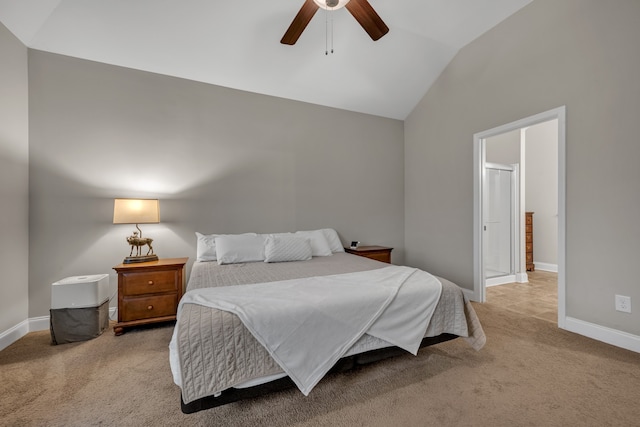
[
  {"x1": 344, "y1": 246, "x2": 393, "y2": 264},
  {"x1": 112, "y1": 257, "x2": 188, "y2": 335}
]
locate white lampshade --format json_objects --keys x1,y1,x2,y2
[{"x1": 113, "y1": 199, "x2": 160, "y2": 224}]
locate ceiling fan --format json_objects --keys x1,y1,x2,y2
[{"x1": 281, "y1": 0, "x2": 389, "y2": 45}]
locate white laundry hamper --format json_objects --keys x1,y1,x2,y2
[{"x1": 50, "y1": 274, "x2": 111, "y2": 345}]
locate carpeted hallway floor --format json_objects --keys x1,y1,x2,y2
[{"x1": 1, "y1": 275, "x2": 639, "y2": 426}]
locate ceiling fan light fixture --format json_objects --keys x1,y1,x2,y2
[
  {"x1": 313, "y1": 0, "x2": 350, "y2": 10},
  {"x1": 281, "y1": 0, "x2": 386, "y2": 46}
]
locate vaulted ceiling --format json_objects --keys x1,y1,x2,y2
[{"x1": 0, "y1": 0, "x2": 532, "y2": 119}]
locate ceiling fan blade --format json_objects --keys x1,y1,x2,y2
[
  {"x1": 345, "y1": 0, "x2": 389, "y2": 41},
  {"x1": 281, "y1": 0, "x2": 320, "y2": 45}
]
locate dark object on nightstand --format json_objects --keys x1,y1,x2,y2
[
  {"x1": 344, "y1": 245, "x2": 393, "y2": 264},
  {"x1": 113, "y1": 257, "x2": 188, "y2": 335}
]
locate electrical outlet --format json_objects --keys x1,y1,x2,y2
[{"x1": 615, "y1": 295, "x2": 631, "y2": 313}]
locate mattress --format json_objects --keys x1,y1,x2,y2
[{"x1": 171, "y1": 253, "x2": 486, "y2": 405}]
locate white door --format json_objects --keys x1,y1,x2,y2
[{"x1": 484, "y1": 163, "x2": 515, "y2": 279}]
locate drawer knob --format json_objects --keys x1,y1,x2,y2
[
  {"x1": 148, "y1": 280, "x2": 154, "y2": 285},
  {"x1": 147, "y1": 305, "x2": 154, "y2": 310}
]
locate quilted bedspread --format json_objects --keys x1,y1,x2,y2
[{"x1": 171, "y1": 253, "x2": 486, "y2": 404}]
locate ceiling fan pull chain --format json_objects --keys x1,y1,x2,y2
[
  {"x1": 325, "y1": 7, "x2": 329, "y2": 55},
  {"x1": 324, "y1": 5, "x2": 335, "y2": 55},
  {"x1": 331, "y1": 8, "x2": 334, "y2": 54}
]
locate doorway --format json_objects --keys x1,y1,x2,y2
[{"x1": 473, "y1": 106, "x2": 566, "y2": 328}]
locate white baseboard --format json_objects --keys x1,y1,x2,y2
[
  {"x1": 0, "y1": 308, "x2": 117, "y2": 351},
  {"x1": 516, "y1": 272, "x2": 528, "y2": 283},
  {"x1": 564, "y1": 316, "x2": 640, "y2": 354},
  {"x1": 486, "y1": 274, "x2": 517, "y2": 287},
  {"x1": 461, "y1": 287, "x2": 476, "y2": 302},
  {"x1": 534, "y1": 262, "x2": 558, "y2": 272},
  {"x1": 0, "y1": 319, "x2": 30, "y2": 352},
  {"x1": 29, "y1": 316, "x2": 50, "y2": 332}
]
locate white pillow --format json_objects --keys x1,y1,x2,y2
[
  {"x1": 215, "y1": 234, "x2": 265, "y2": 265},
  {"x1": 321, "y1": 228, "x2": 344, "y2": 253},
  {"x1": 195, "y1": 232, "x2": 218, "y2": 261},
  {"x1": 264, "y1": 235, "x2": 312, "y2": 263},
  {"x1": 195, "y1": 232, "x2": 258, "y2": 262},
  {"x1": 295, "y1": 230, "x2": 333, "y2": 257},
  {"x1": 259, "y1": 232, "x2": 293, "y2": 240}
]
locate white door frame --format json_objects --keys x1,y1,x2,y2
[{"x1": 473, "y1": 106, "x2": 566, "y2": 328}]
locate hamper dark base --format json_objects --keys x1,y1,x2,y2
[{"x1": 50, "y1": 300, "x2": 110, "y2": 345}]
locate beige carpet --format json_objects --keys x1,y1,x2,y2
[{"x1": 1, "y1": 300, "x2": 639, "y2": 427}]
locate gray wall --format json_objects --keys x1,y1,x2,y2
[
  {"x1": 405, "y1": 0, "x2": 640, "y2": 335},
  {"x1": 486, "y1": 129, "x2": 520, "y2": 165},
  {"x1": 526, "y1": 119, "x2": 558, "y2": 267},
  {"x1": 27, "y1": 51, "x2": 404, "y2": 318},
  {"x1": 0, "y1": 23, "x2": 29, "y2": 333}
]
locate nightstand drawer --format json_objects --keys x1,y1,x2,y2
[
  {"x1": 365, "y1": 251, "x2": 392, "y2": 263},
  {"x1": 122, "y1": 270, "x2": 178, "y2": 296},
  {"x1": 121, "y1": 294, "x2": 177, "y2": 321}
]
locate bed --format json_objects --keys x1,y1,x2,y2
[{"x1": 170, "y1": 231, "x2": 486, "y2": 413}]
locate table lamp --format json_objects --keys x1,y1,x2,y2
[{"x1": 113, "y1": 198, "x2": 160, "y2": 264}]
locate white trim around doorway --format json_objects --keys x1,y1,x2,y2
[{"x1": 473, "y1": 106, "x2": 566, "y2": 328}]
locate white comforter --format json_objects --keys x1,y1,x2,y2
[{"x1": 175, "y1": 265, "x2": 442, "y2": 396}]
